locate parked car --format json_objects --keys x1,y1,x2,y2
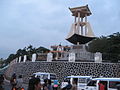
[
  {"x1": 61, "y1": 75, "x2": 92, "y2": 90},
  {"x1": 86, "y1": 77, "x2": 120, "y2": 90},
  {"x1": 32, "y1": 72, "x2": 57, "y2": 85}
]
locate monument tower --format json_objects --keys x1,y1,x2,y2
[
  {"x1": 49, "y1": 5, "x2": 96, "y2": 61},
  {"x1": 66, "y1": 5, "x2": 95, "y2": 45}
]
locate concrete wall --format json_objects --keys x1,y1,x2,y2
[{"x1": 5, "y1": 61, "x2": 120, "y2": 83}]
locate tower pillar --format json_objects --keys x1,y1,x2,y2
[{"x1": 85, "y1": 14, "x2": 87, "y2": 35}]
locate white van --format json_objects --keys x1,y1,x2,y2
[
  {"x1": 61, "y1": 76, "x2": 92, "y2": 90},
  {"x1": 32, "y1": 72, "x2": 57, "y2": 84},
  {"x1": 86, "y1": 78, "x2": 120, "y2": 90}
]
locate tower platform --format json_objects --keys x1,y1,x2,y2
[{"x1": 66, "y1": 33, "x2": 95, "y2": 44}]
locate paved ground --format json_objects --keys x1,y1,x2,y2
[
  {"x1": 2, "y1": 80, "x2": 28, "y2": 90},
  {"x1": 3, "y1": 81, "x2": 11, "y2": 90}
]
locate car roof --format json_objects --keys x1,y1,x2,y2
[
  {"x1": 33, "y1": 72, "x2": 56, "y2": 75},
  {"x1": 65, "y1": 76, "x2": 92, "y2": 79},
  {"x1": 92, "y1": 78, "x2": 120, "y2": 81}
]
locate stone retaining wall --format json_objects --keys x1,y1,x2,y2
[{"x1": 5, "y1": 61, "x2": 120, "y2": 83}]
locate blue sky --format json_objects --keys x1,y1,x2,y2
[{"x1": 0, "y1": 0, "x2": 120, "y2": 59}]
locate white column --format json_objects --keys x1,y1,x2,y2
[
  {"x1": 23, "y1": 55, "x2": 27, "y2": 62},
  {"x1": 17, "y1": 58, "x2": 19, "y2": 62},
  {"x1": 47, "y1": 52, "x2": 53, "y2": 62},
  {"x1": 74, "y1": 16, "x2": 76, "y2": 23},
  {"x1": 19, "y1": 56, "x2": 21, "y2": 63},
  {"x1": 32, "y1": 53, "x2": 37, "y2": 62},
  {"x1": 68, "y1": 52, "x2": 75, "y2": 62},
  {"x1": 77, "y1": 42, "x2": 80, "y2": 45},
  {"x1": 95, "y1": 52, "x2": 102, "y2": 63},
  {"x1": 81, "y1": 18, "x2": 83, "y2": 35},
  {"x1": 15, "y1": 58, "x2": 18, "y2": 63},
  {"x1": 74, "y1": 16, "x2": 77, "y2": 33},
  {"x1": 85, "y1": 14, "x2": 87, "y2": 35},
  {"x1": 76, "y1": 12, "x2": 80, "y2": 34}
]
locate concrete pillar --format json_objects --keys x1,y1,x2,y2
[
  {"x1": 74, "y1": 16, "x2": 77, "y2": 33},
  {"x1": 15, "y1": 58, "x2": 18, "y2": 63},
  {"x1": 32, "y1": 53, "x2": 37, "y2": 62},
  {"x1": 74, "y1": 16, "x2": 76, "y2": 23},
  {"x1": 76, "y1": 12, "x2": 80, "y2": 34},
  {"x1": 55, "y1": 46, "x2": 58, "y2": 60},
  {"x1": 17, "y1": 58, "x2": 19, "y2": 62},
  {"x1": 95, "y1": 52, "x2": 102, "y2": 63},
  {"x1": 85, "y1": 14, "x2": 87, "y2": 35},
  {"x1": 68, "y1": 52, "x2": 75, "y2": 62},
  {"x1": 18, "y1": 56, "x2": 21, "y2": 63},
  {"x1": 78, "y1": 12, "x2": 80, "y2": 22},
  {"x1": 23, "y1": 55, "x2": 27, "y2": 62},
  {"x1": 47, "y1": 52, "x2": 53, "y2": 62},
  {"x1": 81, "y1": 17, "x2": 83, "y2": 35},
  {"x1": 77, "y1": 42, "x2": 80, "y2": 45}
]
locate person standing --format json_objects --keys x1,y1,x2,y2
[
  {"x1": 53, "y1": 80, "x2": 59, "y2": 90},
  {"x1": 0, "y1": 74, "x2": 4, "y2": 84},
  {"x1": 0, "y1": 75, "x2": 4, "y2": 90},
  {"x1": 11, "y1": 73, "x2": 17, "y2": 90},
  {"x1": 65, "y1": 80, "x2": 72, "y2": 90},
  {"x1": 16, "y1": 75, "x2": 24, "y2": 89},
  {"x1": 12, "y1": 73, "x2": 17, "y2": 79},
  {"x1": 98, "y1": 83, "x2": 105, "y2": 90},
  {"x1": 28, "y1": 77, "x2": 41, "y2": 90},
  {"x1": 43, "y1": 79, "x2": 48, "y2": 90},
  {"x1": 47, "y1": 79, "x2": 53, "y2": 90},
  {"x1": 71, "y1": 79, "x2": 77, "y2": 90}
]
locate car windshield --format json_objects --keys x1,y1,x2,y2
[
  {"x1": 87, "y1": 80, "x2": 97, "y2": 86},
  {"x1": 40, "y1": 74, "x2": 48, "y2": 80},
  {"x1": 109, "y1": 81, "x2": 120, "y2": 89},
  {"x1": 78, "y1": 78, "x2": 87, "y2": 83},
  {"x1": 64, "y1": 78, "x2": 70, "y2": 82},
  {"x1": 50, "y1": 74, "x2": 56, "y2": 80}
]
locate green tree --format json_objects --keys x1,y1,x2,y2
[
  {"x1": 5, "y1": 45, "x2": 50, "y2": 64},
  {"x1": 88, "y1": 32, "x2": 120, "y2": 62},
  {"x1": 6, "y1": 54, "x2": 16, "y2": 64}
]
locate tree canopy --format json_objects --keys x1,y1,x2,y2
[
  {"x1": 4, "y1": 32, "x2": 120, "y2": 64},
  {"x1": 88, "y1": 32, "x2": 120, "y2": 62},
  {"x1": 5, "y1": 45, "x2": 50, "y2": 64}
]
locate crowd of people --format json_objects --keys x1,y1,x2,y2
[
  {"x1": 10, "y1": 73, "x2": 59, "y2": 90},
  {"x1": 61, "y1": 79, "x2": 77, "y2": 90},
  {"x1": 10, "y1": 73, "x2": 77, "y2": 90},
  {"x1": 10, "y1": 73, "x2": 24, "y2": 90},
  {"x1": 28, "y1": 76, "x2": 56, "y2": 90},
  {"x1": 0, "y1": 72, "x2": 77, "y2": 90},
  {"x1": 27, "y1": 75, "x2": 78, "y2": 90}
]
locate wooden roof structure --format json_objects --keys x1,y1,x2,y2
[{"x1": 69, "y1": 5, "x2": 92, "y2": 18}]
